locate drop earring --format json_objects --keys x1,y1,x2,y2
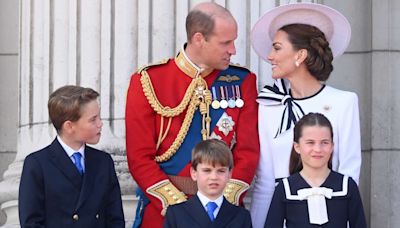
[{"x1": 295, "y1": 61, "x2": 300, "y2": 67}]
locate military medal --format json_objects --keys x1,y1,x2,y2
[
  {"x1": 211, "y1": 87, "x2": 220, "y2": 109},
  {"x1": 235, "y1": 85, "x2": 244, "y2": 108},
  {"x1": 219, "y1": 86, "x2": 228, "y2": 109},
  {"x1": 227, "y1": 86, "x2": 236, "y2": 108},
  {"x1": 216, "y1": 113, "x2": 235, "y2": 136}
]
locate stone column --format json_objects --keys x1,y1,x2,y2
[
  {"x1": 0, "y1": 0, "x2": 139, "y2": 226},
  {"x1": 370, "y1": 0, "x2": 400, "y2": 227}
]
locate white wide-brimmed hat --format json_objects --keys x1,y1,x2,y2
[{"x1": 251, "y1": 3, "x2": 351, "y2": 61}]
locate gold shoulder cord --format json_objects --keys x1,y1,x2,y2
[{"x1": 140, "y1": 69, "x2": 211, "y2": 163}]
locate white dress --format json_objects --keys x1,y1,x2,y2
[{"x1": 250, "y1": 79, "x2": 361, "y2": 228}]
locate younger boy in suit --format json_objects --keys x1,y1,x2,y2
[
  {"x1": 163, "y1": 139, "x2": 252, "y2": 228},
  {"x1": 19, "y1": 85, "x2": 125, "y2": 228}
]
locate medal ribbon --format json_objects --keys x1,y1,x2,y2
[{"x1": 160, "y1": 66, "x2": 248, "y2": 174}]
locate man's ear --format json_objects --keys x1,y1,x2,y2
[
  {"x1": 192, "y1": 32, "x2": 205, "y2": 46},
  {"x1": 190, "y1": 166, "x2": 197, "y2": 181}
]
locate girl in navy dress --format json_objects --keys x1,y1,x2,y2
[{"x1": 264, "y1": 113, "x2": 367, "y2": 228}]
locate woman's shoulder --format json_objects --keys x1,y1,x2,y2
[
  {"x1": 317, "y1": 86, "x2": 359, "y2": 113},
  {"x1": 323, "y1": 85, "x2": 358, "y2": 100}
]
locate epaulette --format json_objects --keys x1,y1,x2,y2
[
  {"x1": 229, "y1": 63, "x2": 250, "y2": 73},
  {"x1": 138, "y1": 58, "x2": 170, "y2": 73},
  {"x1": 146, "y1": 179, "x2": 187, "y2": 213},
  {"x1": 223, "y1": 179, "x2": 250, "y2": 205}
]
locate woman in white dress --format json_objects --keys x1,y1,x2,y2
[{"x1": 249, "y1": 3, "x2": 362, "y2": 228}]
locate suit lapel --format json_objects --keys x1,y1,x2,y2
[
  {"x1": 48, "y1": 139, "x2": 83, "y2": 190},
  {"x1": 75, "y1": 146, "x2": 96, "y2": 210},
  {"x1": 184, "y1": 195, "x2": 212, "y2": 227},
  {"x1": 212, "y1": 198, "x2": 239, "y2": 228}
]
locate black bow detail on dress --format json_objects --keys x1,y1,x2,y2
[{"x1": 257, "y1": 79, "x2": 305, "y2": 138}]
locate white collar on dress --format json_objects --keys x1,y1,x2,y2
[{"x1": 282, "y1": 175, "x2": 349, "y2": 225}]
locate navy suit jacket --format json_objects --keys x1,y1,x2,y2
[
  {"x1": 18, "y1": 138, "x2": 125, "y2": 228},
  {"x1": 163, "y1": 195, "x2": 252, "y2": 228}
]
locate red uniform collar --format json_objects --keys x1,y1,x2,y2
[{"x1": 175, "y1": 44, "x2": 213, "y2": 78}]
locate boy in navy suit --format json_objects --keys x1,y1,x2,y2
[
  {"x1": 19, "y1": 85, "x2": 125, "y2": 228},
  {"x1": 163, "y1": 139, "x2": 252, "y2": 228}
]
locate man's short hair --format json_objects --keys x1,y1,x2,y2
[
  {"x1": 48, "y1": 85, "x2": 99, "y2": 132},
  {"x1": 191, "y1": 139, "x2": 233, "y2": 170},
  {"x1": 185, "y1": 3, "x2": 232, "y2": 42},
  {"x1": 186, "y1": 10, "x2": 215, "y2": 41}
]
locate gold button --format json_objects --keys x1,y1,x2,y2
[
  {"x1": 72, "y1": 214, "x2": 79, "y2": 220},
  {"x1": 96, "y1": 214, "x2": 99, "y2": 219}
]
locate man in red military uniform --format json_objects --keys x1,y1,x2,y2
[{"x1": 125, "y1": 2, "x2": 260, "y2": 228}]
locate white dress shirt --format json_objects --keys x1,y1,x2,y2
[
  {"x1": 57, "y1": 135, "x2": 86, "y2": 171},
  {"x1": 197, "y1": 191, "x2": 224, "y2": 219}
]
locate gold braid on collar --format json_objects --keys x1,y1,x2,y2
[{"x1": 140, "y1": 70, "x2": 212, "y2": 163}]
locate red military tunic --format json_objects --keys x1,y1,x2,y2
[{"x1": 125, "y1": 49, "x2": 259, "y2": 228}]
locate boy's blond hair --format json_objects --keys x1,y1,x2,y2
[
  {"x1": 48, "y1": 85, "x2": 99, "y2": 132},
  {"x1": 191, "y1": 139, "x2": 233, "y2": 170}
]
